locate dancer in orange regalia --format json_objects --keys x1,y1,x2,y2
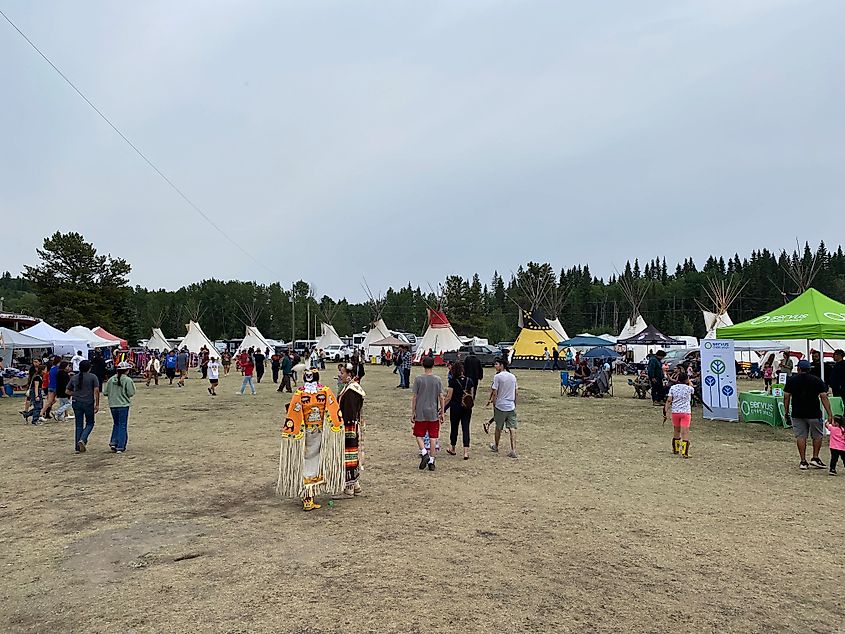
[{"x1": 276, "y1": 369, "x2": 345, "y2": 511}]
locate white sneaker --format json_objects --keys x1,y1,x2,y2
[{"x1": 489, "y1": 443, "x2": 498, "y2": 453}]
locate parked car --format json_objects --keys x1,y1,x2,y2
[
  {"x1": 662, "y1": 348, "x2": 699, "y2": 372},
  {"x1": 496, "y1": 341, "x2": 515, "y2": 354},
  {"x1": 323, "y1": 345, "x2": 346, "y2": 362},
  {"x1": 442, "y1": 345, "x2": 501, "y2": 367}
]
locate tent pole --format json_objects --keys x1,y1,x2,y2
[{"x1": 814, "y1": 337, "x2": 823, "y2": 375}]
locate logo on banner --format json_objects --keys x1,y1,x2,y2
[
  {"x1": 750, "y1": 314, "x2": 808, "y2": 325},
  {"x1": 823, "y1": 312, "x2": 845, "y2": 321}
]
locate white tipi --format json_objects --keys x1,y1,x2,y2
[
  {"x1": 237, "y1": 325, "x2": 273, "y2": 354},
  {"x1": 362, "y1": 318, "x2": 392, "y2": 360},
  {"x1": 146, "y1": 328, "x2": 172, "y2": 352},
  {"x1": 315, "y1": 302, "x2": 343, "y2": 349},
  {"x1": 316, "y1": 323, "x2": 343, "y2": 349},
  {"x1": 617, "y1": 276, "x2": 651, "y2": 362},
  {"x1": 543, "y1": 282, "x2": 571, "y2": 344},
  {"x1": 180, "y1": 321, "x2": 217, "y2": 354},
  {"x1": 699, "y1": 277, "x2": 746, "y2": 340},
  {"x1": 414, "y1": 308, "x2": 463, "y2": 364},
  {"x1": 361, "y1": 284, "x2": 392, "y2": 361}
]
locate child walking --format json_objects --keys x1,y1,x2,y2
[
  {"x1": 238, "y1": 356, "x2": 256, "y2": 395},
  {"x1": 826, "y1": 415, "x2": 845, "y2": 476},
  {"x1": 664, "y1": 371, "x2": 695, "y2": 458},
  {"x1": 207, "y1": 356, "x2": 220, "y2": 396},
  {"x1": 763, "y1": 362, "x2": 774, "y2": 393}
]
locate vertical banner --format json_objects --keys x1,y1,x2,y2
[{"x1": 700, "y1": 340, "x2": 738, "y2": 421}]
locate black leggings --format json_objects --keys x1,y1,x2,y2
[
  {"x1": 449, "y1": 407, "x2": 472, "y2": 448},
  {"x1": 831, "y1": 448, "x2": 844, "y2": 471}
]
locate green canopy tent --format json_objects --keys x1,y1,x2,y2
[{"x1": 717, "y1": 289, "x2": 845, "y2": 379}]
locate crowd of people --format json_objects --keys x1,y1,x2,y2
[
  {"x1": 10, "y1": 333, "x2": 843, "y2": 512},
  {"x1": 18, "y1": 351, "x2": 137, "y2": 454}
]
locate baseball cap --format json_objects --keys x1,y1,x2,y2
[
  {"x1": 116, "y1": 361, "x2": 132, "y2": 370},
  {"x1": 796, "y1": 359, "x2": 811, "y2": 370}
]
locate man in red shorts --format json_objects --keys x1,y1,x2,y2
[{"x1": 411, "y1": 356, "x2": 444, "y2": 471}]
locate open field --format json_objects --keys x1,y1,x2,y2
[{"x1": 1, "y1": 365, "x2": 842, "y2": 633}]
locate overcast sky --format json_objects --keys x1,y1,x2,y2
[{"x1": 2, "y1": 0, "x2": 843, "y2": 301}]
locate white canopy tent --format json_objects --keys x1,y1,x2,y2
[
  {"x1": 236, "y1": 325, "x2": 273, "y2": 354},
  {"x1": 66, "y1": 325, "x2": 114, "y2": 349},
  {"x1": 146, "y1": 328, "x2": 172, "y2": 352},
  {"x1": 0, "y1": 327, "x2": 51, "y2": 367},
  {"x1": 316, "y1": 322, "x2": 343, "y2": 349},
  {"x1": 21, "y1": 321, "x2": 88, "y2": 356},
  {"x1": 180, "y1": 321, "x2": 217, "y2": 355}
]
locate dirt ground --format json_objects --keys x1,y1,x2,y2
[{"x1": 0, "y1": 365, "x2": 842, "y2": 633}]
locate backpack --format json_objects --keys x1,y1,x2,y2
[{"x1": 459, "y1": 377, "x2": 474, "y2": 409}]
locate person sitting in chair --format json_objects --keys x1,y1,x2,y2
[
  {"x1": 571, "y1": 360, "x2": 591, "y2": 391},
  {"x1": 584, "y1": 367, "x2": 610, "y2": 397}
]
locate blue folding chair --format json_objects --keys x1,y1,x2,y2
[{"x1": 560, "y1": 371, "x2": 569, "y2": 396}]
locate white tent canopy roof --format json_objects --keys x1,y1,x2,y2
[
  {"x1": 21, "y1": 321, "x2": 88, "y2": 355},
  {"x1": 316, "y1": 322, "x2": 344, "y2": 349},
  {"x1": 237, "y1": 325, "x2": 273, "y2": 354},
  {"x1": 66, "y1": 325, "x2": 114, "y2": 348},
  {"x1": 180, "y1": 321, "x2": 217, "y2": 355},
  {"x1": 0, "y1": 327, "x2": 50, "y2": 349}
]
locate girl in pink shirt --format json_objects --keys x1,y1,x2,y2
[{"x1": 826, "y1": 415, "x2": 845, "y2": 476}]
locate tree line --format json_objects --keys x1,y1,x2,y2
[{"x1": 3, "y1": 233, "x2": 845, "y2": 346}]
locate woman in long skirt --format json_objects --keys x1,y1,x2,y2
[{"x1": 338, "y1": 363, "x2": 366, "y2": 496}]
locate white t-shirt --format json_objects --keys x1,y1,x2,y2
[
  {"x1": 668, "y1": 383, "x2": 694, "y2": 414},
  {"x1": 543, "y1": 350, "x2": 550, "y2": 360},
  {"x1": 207, "y1": 362, "x2": 220, "y2": 380},
  {"x1": 71, "y1": 354, "x2": 85, "y2": 372},
  {"x1": 492, "y1": 370, "x2": 517, "y2": 411}
]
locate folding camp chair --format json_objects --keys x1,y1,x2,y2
[
  {"x1": 628, "y1": 377, "x2": 650, "y2": 399},
  {"x1": 561, "y1": 371, "x2": 583, "y2": 396}
]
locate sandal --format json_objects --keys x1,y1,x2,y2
[
  {"x1": 446, "y1": 448, "x2": 456, "y2": 456},
  {"x1": 483, "y1": 419, "x2": 493, "y2": 434}
]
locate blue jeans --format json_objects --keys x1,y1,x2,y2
[
  {"x1": 240, "y1": 376, "x2": 255, "y2": 394},
  {"x1": 55, "y1": 397, "x2": 72, "y2": 420},
  {"x1": 109, "y1": 406, "x2": 130, "y2": 451},
  {"x1": 25, "y1": 392, "x2": 43, "y2": 424},
  {"x1": 73, "y1": 401, "x2": 95, "y2": 450},
  {"x1": 542, "y1": 360, "x2": 551, "y2": 370}
]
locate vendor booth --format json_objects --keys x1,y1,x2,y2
[
  {"x1": 718, "y1": 289, "x2": 845, "y2": 423},
  {"x1": 21, "y1": 321, "x2": 87, "y2": 356},
  {"x1": 739, "y1": 390, "x2": 844, "y2": 427},
  {"x1": 0, "y1": 327, "x2": 51, "y2": 395},
  {"x1": 92, "y1": 326, "x2": 128, "y2": 349},
  {"x1": 66, "y1": 326, "x2": 115, "y2": 349},
  {"x1": 717, "y1": 289, "x2": 845, "y2": 379}
]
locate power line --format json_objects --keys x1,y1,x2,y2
[{"x1": 0, "y1": 8, "x2": 282, "y2": 282}]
